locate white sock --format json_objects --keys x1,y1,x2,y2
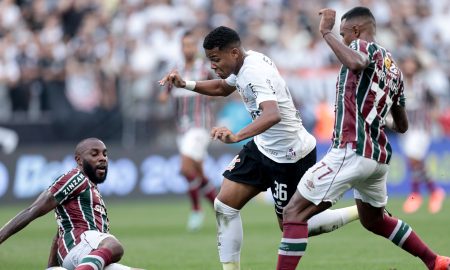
[
  {"x1": 104, "y1": 263, "x2": 131, "y2": 270},
  {"x1": 307, "y1": 205, "x2": 359, "y2": 236},
  {"x1": 214, "y1": 198, "x2": 242, "y2": 268}
]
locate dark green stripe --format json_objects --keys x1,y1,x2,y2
[
  {"x1": 80, "y1": 256, "x2": 103, "y2": 268},
  {"x1": 279, "y1": 242, "x2": 307, "y2": 252},
  {"x1": 391, "y1": 221, "x2": 410, "y2": 246},
  {"x1": 57, "y1": 206, "x2": 75, "y2": 250},
  {"x1": 80, "y1": 188, "x2": 96, "y2": 230},
  {"x1": 334, "y1": 68, "x2": 347, "y2": 147}
]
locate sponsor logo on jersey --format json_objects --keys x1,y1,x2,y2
[{"x1": 62, "y1": 174, "x2": 85, "y2": 196}]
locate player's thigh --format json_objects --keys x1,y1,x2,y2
[
  {"x1": 297, "y1": 146, "x2": 373, "y2": 206},
  {"x1": 178, "y1": 128, "x2": 211, "y2": 162},
  {"x1": 220, "y1": 140, "x2": 268, "y2": 209},
  {"x1": 62, "y1": 231, "x2": 117, "y2": 270},
  {"x1": 268, "y1": 148, "x2": 317, "y2": 217},
  {"x1": 216, "y1": 178, "x2": 261, "y2": 209},
  {"x1": 353, "y1": 161, "x2": 389, "y2": 208}
]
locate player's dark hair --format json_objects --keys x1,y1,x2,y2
[
  {"x1": 341, "y1": 6, "x2": 376, "y2": 24},
  {"x1": 203, "y1": 26, "x2": 241, "y2": 50}
]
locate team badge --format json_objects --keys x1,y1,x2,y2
[{"x1": 226, "y1": 155, "x2": 241, "y2": 171}]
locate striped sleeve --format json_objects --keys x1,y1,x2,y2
[{"x1": 48, "y1": 169, "x2": 89, "y2": 203}]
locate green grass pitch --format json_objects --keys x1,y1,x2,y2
[{"x1": 0, "y1": 197, "x2": 449, "y2": 270}]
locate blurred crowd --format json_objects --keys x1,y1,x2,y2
[{"x1": 1, "y1": 0, "x2": 449, "y2": 145}]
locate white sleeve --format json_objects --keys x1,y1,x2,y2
[
  {"x1": 225, "y1": 74, "x2": 237, "y2": 86},
  {"x1": 242, "y1": 67, "x2": 277, "y2": 107}
]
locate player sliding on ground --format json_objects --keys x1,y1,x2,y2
[
  {"x1": 160, "y1": 26, "x2": 359, "y2": 270},
  {"x1": 275, "y1": 7, "x2": 450, "y2": 270},
  {"x1": 0, "y1": 138, "x2": 144, "y2": 270}
]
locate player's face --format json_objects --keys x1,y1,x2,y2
[
  {"x1": 81, "y1": 141, "x2": 108, "y2": 184},
  {"x1": 339, "y1": 19, "x2": 358, "y2": 46},
  {"x1": 205, "y1": 47, "x2": 239, "y2": 79},
  {"x1": 182, "y1": 35, "x2": 197, "y2": 62}
]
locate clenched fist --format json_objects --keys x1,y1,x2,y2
[{"x1": 319, "y1": 8, "x2": 336, "y2": 36}]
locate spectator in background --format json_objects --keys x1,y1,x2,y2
[
  {"x1": 158, "y1": 30, "x2": 217, "y2": 231},
  {"x1": 399, "y1": 54, "x2": 446, "y2": 214}
]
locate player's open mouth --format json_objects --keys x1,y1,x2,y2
[{"x1": 97, "y1": 165, "x2": 107, "y2": 173}]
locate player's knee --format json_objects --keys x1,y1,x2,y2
[
  {"x1": 100, "y1": 237, "x2": 125, "y2": 262},
  {"x1": 359, "y1": 215, "x2": 382, "y2": 234},
  {"x1": 214, "y1": 198, "x2": 239, "y2": 216},
  {"x1": 282, "y1": 201, "x2": 306, "y2": 222}
]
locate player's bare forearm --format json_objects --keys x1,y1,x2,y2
[
  {"x1": 0, "y1": 191, "x2": 57, "y2": 244},
  {"x1": 193, "y1": 80, "x2": 236, "y2": 96},
  {"x1": 159, "y1": 70, "x2": 235, "y2": 96},
  {"x1": 319, "y1": 8, "x2": 369, "y2": 72},
  {"x1": 323, "y1": 33, "x2": 369, "y2": 71},
  {"x1": 387, "y1": 104, "x2": 408, "y2": 133},
  {"x1": 236, "y1": 100, "x2": 281, "y2": 141},
  {"x1": 47, "y1": 232, "x2": 60, "y2": 267}
]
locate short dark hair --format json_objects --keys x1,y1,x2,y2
[
  {"x1": 203, "y1": 26, "x2": 241, "y2": 50},
  {"x1": 341, "y1": 6, "x2": 376, "y2": 24}
]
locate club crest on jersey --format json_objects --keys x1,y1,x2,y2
[
  {"x1": 285, "y1": 148, "x2": 296, "y2": 160},
  {"x1": 226, "y1": 155, "x2": 240, "y2": 171}
]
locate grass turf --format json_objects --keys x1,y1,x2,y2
[{"x1": 0, "y1": 197, "x2": 449, "y2": 270}]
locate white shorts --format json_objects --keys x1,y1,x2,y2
[
  {"x1": 177, "y1": 128, "x2": 210, "y2": 161},
  {"x1": 399, "y1": 129, "x2": 430, "y2": 160},
  {"x1": 298, "y1": 144, "x2": 389, "y2": 208},
  {"x1": 62, "y1": 231, "x2": 116, "y2": 270}
]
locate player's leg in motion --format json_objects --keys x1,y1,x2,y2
[
  {"x1": 307, "y1": 205, "x2": 359, "y2": 236},
  {"x1": 180, "y1": 155, "x2": 207, "y2": 230},
  {"x1": 215, "y1": 179, "x2": 261, "y2": 270},
  {"x1": 74, "y1": 237, "x2": 123, "y2": 270},
  {"x1": 357, "y1": 200, "x2": 450, "y2": 270}
]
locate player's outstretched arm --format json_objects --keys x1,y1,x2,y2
[
  {"x1": 47, "y1": 231, "x2": 60, "y2": 268},
  {"x1": 159, "y1": 70, "x2": 235, "y2": 96},
  {"x1": 319, "y1": 8, "x2": 370, "y2": 72},
  {"x1": 0, "y1": 190, "x2": 58, "y2": 245}
]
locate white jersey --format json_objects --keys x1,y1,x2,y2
[{"x1": 225, "y1": 50, "x2": 316, "y2": 163}]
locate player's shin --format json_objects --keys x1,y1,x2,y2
[
  {"x1": 307, "y1": 205, "x2": 359, "y2": 236},
  {"x1": 277, "y1": 222, "x2": 308, "y2": 270},
  {"x1": 74, "y1": 248, "x2": 113, "y2": 270},
  {"x1": 214, "y1": 198, "x2": 242, "y2": 270},
  {"x1": 367, "y1": 214, "x2": 437, "y2": 269}
]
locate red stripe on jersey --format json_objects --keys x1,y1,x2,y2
[{"x1": 341, "y1": 73, "x2": 358, "y2": 144}]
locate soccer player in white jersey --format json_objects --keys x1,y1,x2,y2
[
  {"x1": 0, "y1": 138, "x2": 143, "y2": 270},
  {"x1": 160, "y1": 26, "x2": 358, "y2": 270},
  {"x1": 159, "y1": 30, "x2": 217, "y2": 231},
  {"x1": 275, "y1": 7, "x2": 450, "y2": 270}
]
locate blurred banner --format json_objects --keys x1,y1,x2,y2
[{"x1": 0, "y1": 139, "x2": 449, "y2": 203}]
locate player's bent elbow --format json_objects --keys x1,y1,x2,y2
[{"x1": 396, "y1": 123, "x2": 408, "y2": 134}]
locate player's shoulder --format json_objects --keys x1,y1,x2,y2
[
  {"x1": 240, "y1": 51, "x2": 270, "y2": 77},
  {"x1": 55, "y1": 168, "x2": 87, "y2": 185}
]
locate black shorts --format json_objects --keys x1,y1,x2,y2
[{"x1": 223, "y1": 140, "x2": 317, "y2": 218}]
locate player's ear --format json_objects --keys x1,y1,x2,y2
[
  {"x1": 352, "y1": 25, "x2": 360, "y2": 37},
  {"x1": 231, "y1": 47, "x2": 240, "y2": 59}
]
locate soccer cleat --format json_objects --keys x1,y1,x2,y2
[
  {"x1": 187, "y1": 211, "x2": 204, "y2": 231},
  {"x1": 429, "y1": 188, "x2": 446, "y2": 214},
  {"x1": 403, "y1": 192, "x2": 423, "y2": 213},
  {"x1": 433, "y1": 255, "x2": 450, "y2": 270}
]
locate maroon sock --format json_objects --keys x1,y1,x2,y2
[
  {"x1": 373, "y1": 214, "x2": 437, "y2": 269},
  {"x1": 411, "y1": 181, "x2": 421, "y2": 194},
  {"x1": 276, "y1": 222, "x2": 308, "y2": 270},
  {"x1": 186, "y1": 174, "x2": 201, "y2": 211},
  {"x1": 74, "y1": 248, "x2": 113, "y2": 270},
  {"x1": 425, "y1": 179, "x2": 437, "y2": 193},
  {"x1": 200, "y1": 177, "x2": 217, "y2": 204}
]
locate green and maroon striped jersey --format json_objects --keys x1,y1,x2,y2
[
  {"x1": 48, "y1": 168, "x2": 109, "y2": 262},
  {"x1": 332, "y1": 39, "x2": 405, "y2": 164},
  {"x1": 170, "y1": 58, "x2": 214, "y2": 133}
]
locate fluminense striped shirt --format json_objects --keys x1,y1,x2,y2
[
  {"x1": 332, "y1": 39, "x2": 405, "y2": 164},
  {"x1": 48, "y1": 168, "x2": 109, "y2": 262},
  {"x1": 170, "y1": 58, "x2": 214, "y2": 133}
]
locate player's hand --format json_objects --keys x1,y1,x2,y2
[
  {"x1": 211, "y1": 127, "x2": 239, "y2": 144},
  {"x1": 159, "y1": 70, "x2": 186, "y2": 89},
  {"x1": 318, "y1": 8, "x2": 336, "y2": 36}
]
